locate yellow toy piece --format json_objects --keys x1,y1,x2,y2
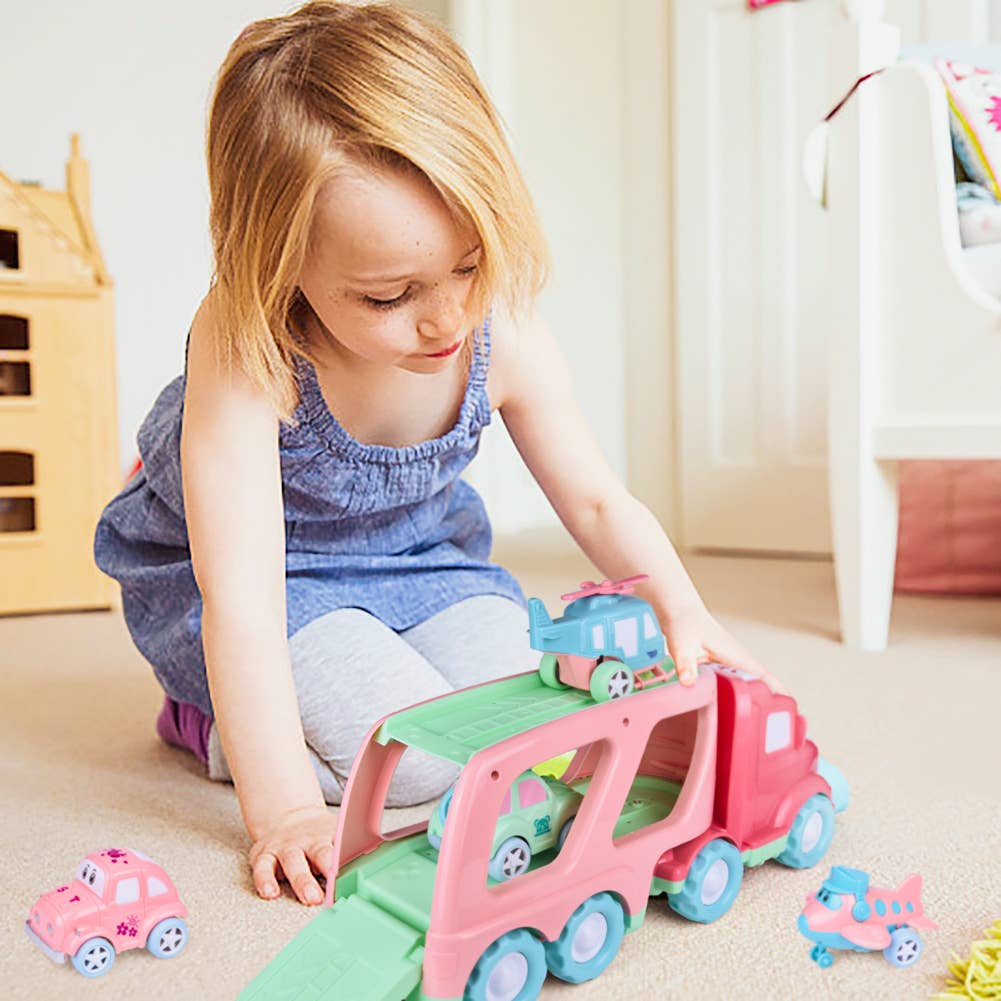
[{"x1": 932, "y1": 919, "x2": 1001, "y2": 999}]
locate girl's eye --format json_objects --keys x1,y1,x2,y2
[
  {"x1": 362, "y1": 265, "x2": 476, "y2": 310},
  {"x1": 364, "y1": 287, "x2": 413, "y2": 310}
]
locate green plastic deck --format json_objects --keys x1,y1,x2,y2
[
  {"x1": 237, "y1": 893, "x2": 424, "y2": 1001},
  {"x1": 375, "y1": 672, "x2": 595, "y2": 763}
]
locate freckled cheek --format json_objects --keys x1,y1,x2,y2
[{"x1": 348, "y1": 313, "x2": 414, "y2": 356}]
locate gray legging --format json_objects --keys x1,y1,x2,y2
[{"x1": 207, "y1": 595, "x2": 535, "y2": 807}]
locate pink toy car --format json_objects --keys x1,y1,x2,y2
[{"x1": 25, "y1": 848, "x2": 189, "y2": 978}]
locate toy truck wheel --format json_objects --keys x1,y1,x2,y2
[
  {"x1": 71, "y1": 937, "x2": 116, "y2": 978},
  {"x1": 776, "y1": 794, "x2": 835, "y2": 869},
  {"x1": 883, "y1": 927, "x2": 923, "y2": 968},
  {"x1": 538, "y1": 653, "x2": 569, "y2": 690},
  {"x1": 465, "y1": 928, "x2": 547, "y2": 1001},
  {"x1": 667, "y1": 838, "x2": 743, "y2": 923},
  {"x1": 544, "y1": 891, "x2": 625, "y2": 984},
  {"x1": 489, "y1": 837, "x2": 532, "y2": 882},
  {"x1": 146, "y1": 917, "x2": 188, "y2": 958},
  {"x1": 589, "y1": 661, "x2": 634, "y2": 702}
]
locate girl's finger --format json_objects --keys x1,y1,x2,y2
[
  {"x1": 278, "y1": 846, "x2": 323, "y2": 905},
  {"x1": 668, "y1": 643, "x2": 700, "y2": 686},
  {"x1": 307, "y1": 840, "x2": 335, "y2": 882},
  {"x1": 708, "y1": 643, "x2": 788, "y2": 695},
  {"x1": 251, "y1": 851, "x2": 281, "y2": 900}
]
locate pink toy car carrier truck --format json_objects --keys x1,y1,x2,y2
[{"x1": 240, "y1": 660, "x2": 848, "y2": 1001}]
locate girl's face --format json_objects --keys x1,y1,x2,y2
[{"x1": 298, "y1": 162, "x2": 481, "y2": 374}]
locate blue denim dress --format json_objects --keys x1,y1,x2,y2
[{"x1": 94, "y1": 317, "x2": 524, "y2": 716}]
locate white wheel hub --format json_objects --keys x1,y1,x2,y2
[
  {"x1": 83, "y1": 945, "x2": 109, "y2": 970},
  {"x1": 608, "y1": 670, "x2": 632, "y2": 698},
  {"x1": 502, "y1": 846, "x2": 529, "y2": 878},
  {"x1": 800, "y1": 811, "x2": 823, "y2": 854},
  {"x1": 486, "y1": 951, "x2": 528, "y2": 1001},
  {"x1": 700, "y1": 858, "x2": 730, "y2": 906},
  {"x1": 570, "y1": 911, "x2": 608, "y2": 963},
  {"x1": 160, "y1": 927, "x2": 183, "y2": 952}
]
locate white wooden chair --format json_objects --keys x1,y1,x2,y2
[{"x1": 826, "y1": 0, "x2": 1001, "y2": 649}]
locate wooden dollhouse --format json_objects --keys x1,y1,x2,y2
[{"x1": 0, "y1": 135, "x2": 118, "y2": 614}]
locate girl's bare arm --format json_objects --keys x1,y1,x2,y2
[
  {"x1": 492, "y1": 308, "x2": 784, "y2": 693},
  {"x1": 181, "y1": 295, "x2": 334, "y2": 901}
]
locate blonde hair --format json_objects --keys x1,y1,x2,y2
[{"x1": 206, "y1": 0, "x2": 549, "y2": 421}]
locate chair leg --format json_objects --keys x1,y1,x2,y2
[{"x1": 830, "y1": 456, "x2": 899, "y2": 650}]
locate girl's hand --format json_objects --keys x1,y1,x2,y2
[
  {"x1": 248, "y1": 804, "x2": 338, "y2": 905},
  {"x1": 660, "y1": 601, "x2": 787, "y2": 695}
]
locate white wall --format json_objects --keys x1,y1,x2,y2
[
  {"x1": 453, "y1": 0, "x2": 675, "y2": 535},
  {"x1": 1, "y1": 0, "x2": 285, "y2": 470}
]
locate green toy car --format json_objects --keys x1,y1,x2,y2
[{"x1": 427, "y1": 770, "x2": 582, "y2": 882}]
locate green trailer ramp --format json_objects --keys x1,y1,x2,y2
[{"x1": 237, "y1": 892, "x2": 424, "y2": 1001}]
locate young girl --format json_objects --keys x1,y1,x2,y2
[{"x1": 95, "y1": 0, "x2": 779, "y2": 908}]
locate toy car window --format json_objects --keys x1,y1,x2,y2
[
  {"x1": 518, "y1": 778, "x2": 547, "y2": 808},
  {"x1": 76, "y1": 860, "x2": 106, "y2": 897},
  {"x1": 643, "y1": 613, "x2": 657, "y2": 639},
  {"x1": 500, "y1": 789, "x2": 512, "y2": 815},
  {"x1": 148, "y1": 876, "x2": 168, "y2": 897},
  {"x1": 590, "y1": 624, "x2": 604, "y2": 649},
  {"x1": 613, "y1": 617, "x2": 638, "y2": 657},
  {"x1": 765, "y1": 711, "x2": 791, "y2": 753},
  {"x1": 115, "y1": 876, "x2": 140, "y2": 905}
]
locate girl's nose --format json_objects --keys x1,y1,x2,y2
[{"x1": 417, "y1": 288, "x2": 464, "y2": 341}]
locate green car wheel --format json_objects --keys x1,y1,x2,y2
[
  {"x1": 539, "y1": 653, "x2": 568, "y2": 690},
  {"x1": 589, "y1": 661, "x2": 634, "y2": 702}
]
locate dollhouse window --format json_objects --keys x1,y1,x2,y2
[
  {"x1": 0, "y1": 361, "x2": 30, "y2": 395},
  {"x1": 0, "y1": 229, "x2": 18, "y2": 270},
  {"x1": 0, "y1": 452, "x2": 35, "y2": 533},
  {"x1": 0, "y1": 452, "x2": 33, "y2": 486},
  {"x1": 0, "y1": 315, "x2": 28, "y2": 349},
  {"x1": 0, "y1": 498, "x2": 34, "y2": 532}
]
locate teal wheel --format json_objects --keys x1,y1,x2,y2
[
  {"x1": 776, "y1": 794, "x2": 835, "y2": 869},
  {"x1": 668, "y1": 839, "x2": 743, "y2": 923},
  {"x1": 465, "y1": 928, "x2": 546, "y2": 1001},
  {"x1": 545, "y1": 892, "x2": 625, "y2": 984}
]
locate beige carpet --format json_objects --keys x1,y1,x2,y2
[{"x1": 3, "y1": 546, "x2": 1000, "y2": 1001}]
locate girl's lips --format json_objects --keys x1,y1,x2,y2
[{"x1": 424, "y1": 340, "x2": 462, "y2": 358}]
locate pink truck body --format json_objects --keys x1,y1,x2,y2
[{"x1": 322, "y1": 664, "x2": 838, "y2": 1000}]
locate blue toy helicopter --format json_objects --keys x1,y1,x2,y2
[{"x1": 528, "y1": 574, "x2": 676, "y2": 701}]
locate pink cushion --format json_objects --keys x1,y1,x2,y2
[{"x1": 895, "y1": 460, "x2": 1001, "y2": 594}]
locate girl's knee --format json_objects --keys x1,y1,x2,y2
[
  {"x1": 307, "y1": 746, "x2": 346, "y2": 806},
  {"x1": 385, "y1": 749, "x2": 458, "y2": 808},
  {"x1": 307, "y1": 741, "x2": 455, "y2": 809}
]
